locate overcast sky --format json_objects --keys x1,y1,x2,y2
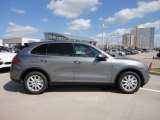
[{"x1": 0, "y1": 0, "x2": 160, "y2": 46}]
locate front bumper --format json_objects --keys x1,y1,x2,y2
[{"x1": 142, "y1": 69, "x2": 150, "y2": 86}]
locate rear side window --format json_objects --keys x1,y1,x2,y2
[
  {"x1": 30, "y1": 44, "x2": 48, "y2": 55},
  {"x1": 47, "y1": 43, "x2": 73, "y2": 56}
]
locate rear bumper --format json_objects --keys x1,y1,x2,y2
[
  {"x1": 10, "y1": 77, "x2": 22, "y2": 84},
  {"x1": 10, "y1": 65, "x2": 22, "y2": 83}
]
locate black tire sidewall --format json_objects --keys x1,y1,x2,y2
[
  {"x1": 119, "y1": 53, "x2": 122, "y2": 56},
  {"x1": 118, "y1": 71, "x2": 141, "y2": 94},
  {"x1": 24, "y1": 71, "x2": 48, "y2": 94}
]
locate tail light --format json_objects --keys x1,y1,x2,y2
[
  {"x1": 148, "y1": 62, "x2": 152, "y2": 71},
  {"x1": 12, "y1": 57, "x2": 21, "y2": 64}
]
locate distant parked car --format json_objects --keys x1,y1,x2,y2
[
  {"x1": 105, "y1": 50, "x2": 114, "y2": 56},
  {"x1": 140, "y1": 49, "x2": 149, "y2": 53},
  {"x1": 12, "y1": 45, "x2": 26, "y2": 53},
  {"x1": 157, "y1": 50, "x2": 160, "y2": 58},
  {"x1": 10, "y1": 41, "x2": 149, "y2": 94},
  {"x1": 0, "y1": 46, "x2": 12, "y2": 52},
  {"x1": 136, "y1": 49, "x2": 141, "y2": 53},
  {"x1": 0, "y1": 52, "x2": 16, "y2": 69},
  {"x1": 130, "y1": 49, "x2": 139, "y2": 54},
  {"x1": 125, "y1": 49, "x2": 137, "y2": 55},
  {"x1": 122, "y1": 49, "x2": 132, "y2": 55},
  {"x1": 109, "y1": 49, "x2": 126, "y2": 56}
]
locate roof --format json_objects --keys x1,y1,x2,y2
[{"x1": 26, "y1": 40, "x2": 91, "y2": 45}]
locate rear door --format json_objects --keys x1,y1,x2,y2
[
  {"x1": 39, "y1": 43, "x2": 74, "y2": 82},
  {"x1": 45, "y1": 43, "x2": 74, "y2": 82}
]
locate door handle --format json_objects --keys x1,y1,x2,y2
[
  {"x1": 40, "y1": 60, "x2": 47, "y2": 63},
  {"x1": 74, "y1": 61, "x2": 81, "y2": 64}
]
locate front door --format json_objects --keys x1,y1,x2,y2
[{"x1": 73, "y1": 43, "x2": 112, "y2": 83}]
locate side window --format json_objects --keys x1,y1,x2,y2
[
  {"x1": 47, "y1": 43, "x2": 73, "y2": 56},
  {"x1": 30, "y1": 44, "x2": 48, "y2": 55},
  {"x1": 74, "y1": 44, "x2": 100, "y2": 57}
]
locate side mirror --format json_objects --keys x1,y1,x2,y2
[{"x1": 96, "y1": 54, "x2": 106, "y2": 61}]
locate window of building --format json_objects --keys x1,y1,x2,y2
[
  {"x1": 30, "y1": 44, "x2": 48, "y2": 55},
  {"x1": 52, "y1": 35, "x2": 56, "y2": 39},
  {"x1": 73, "y1": 44, "x2": 100, "y2": 58},
  {"x1": 47, "y1": 43, "x2": 73, "y2": 56}
]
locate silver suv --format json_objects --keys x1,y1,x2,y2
[{"x1": 10, "y1": 42, "x2": 150, "y2": 94}]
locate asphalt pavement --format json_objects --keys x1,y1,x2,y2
[
  {"x1": 128, "y1": 51, "x2": 160, "y2": 68},
  {"x1": 0, "y1": 52, "x2": 160, "y2": 120}
]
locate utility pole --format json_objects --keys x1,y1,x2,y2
[{"x1": 99, "y1": 24, "x2": 106, "y2": 50}]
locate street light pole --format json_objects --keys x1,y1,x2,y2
[{"x1": 99, "y1": 24, "x2": 106, "y2": 50}]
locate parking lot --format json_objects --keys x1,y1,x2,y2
[{"x1": 0, "y1": 52, "x2": 160, "y2": 120}]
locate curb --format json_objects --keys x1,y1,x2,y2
[{"x1": 149, "y1": 71, "x2": 160, "y2": 76}]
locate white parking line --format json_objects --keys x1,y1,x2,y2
[{"x1": 140, "y1": 88, "x2": 160, "y2": 93}]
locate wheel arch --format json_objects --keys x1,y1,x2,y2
[
  {"x1": 20, "y1": 67, "x2": 51, "y2": 85},
  {"x1": 114, "y1": 68, "x2": 144, "y2": 87}
]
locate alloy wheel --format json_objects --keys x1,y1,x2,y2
[
  {"x1": 26, "y1": 75, "x2": 44, "y2": 92},
  {"x1": 121, "y1": 75, "x2": 138, "y2": 92}
]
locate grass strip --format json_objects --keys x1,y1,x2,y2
[{"x1": 151, "y1": 68, "x2": 160, "y2": 73}]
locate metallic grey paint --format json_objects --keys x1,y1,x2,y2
[{"x1": 10, "y1": 41, "x2": 149, "y2": 87}]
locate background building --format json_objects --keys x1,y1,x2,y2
[
  {"x1": 2, "y1": 38, "x2": 41, "y2": 47},
  {"x1": 122, "y1": 33, "x2": 136, "y2": 49},
  {"x1": 44, "y1": 32, "x2": 97, "y2": 45},
  {"x1": 131, "y1": 27, "x2": 155, "y2": 49},
  {"x1": 0, "y1": 39, "x2": 2, "y2": 46},
  {"x1": 0, "y1": 32, "x2": 96, "y2": 48}
]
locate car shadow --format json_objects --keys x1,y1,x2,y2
[
  {"x1": 4, "y1": 81, "x2": 121, "y2": 94},
  {"x1": 0, "y1": 68, "x2": 10, "y2": 73},
  {"x1": 3, "y1": 81, "x2": 27, "y2": 94},
  {"x1": 47, "y1": 85, "x2": 120, "y2": 93}
]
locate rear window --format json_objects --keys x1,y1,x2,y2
[{"x1": 30, "y1": 44, "x2": 48, "y2": 55}]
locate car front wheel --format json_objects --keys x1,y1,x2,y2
[
  {"x1": 118, "y1": 71, "x2": 141, "y2": 94},
  {"x1": 24, "y1": 71, "x2": 48, "y2": 94}
]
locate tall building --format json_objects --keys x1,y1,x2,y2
[
  {"x1": 122, "y1": 33, "x2": 136, "y2": 49},
  {"x1": 131, "y1": 27, "x2": 155, "y2": 49},
  {"x1": 44, "y1": 32, "x2": 97, "y2": 45}
]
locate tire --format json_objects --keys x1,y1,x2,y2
[
  {"x1": 157, "y1": 52, "x2": 160, "y2": 57},
  {"x1": 119, "y1": 53, "x2": 122, "y2": 56},
  {"x1": 117, "y1": 71, "x2": 141, "y2": 94},
  {"x1": 24, "y1": 71, "x2": 48, "y2": 94}
]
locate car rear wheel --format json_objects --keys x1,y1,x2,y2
[
  {"x1": 24, "y1": 71, "x2": 48, "y2": 94},
  {"x1": 117, "y1": 71, "x2": 141, "y2": 94}
]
